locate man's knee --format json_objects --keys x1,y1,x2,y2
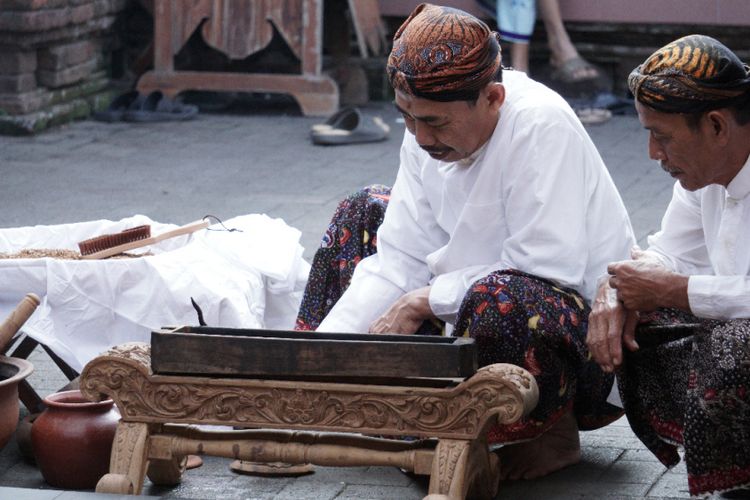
[
  {"x1": 458, "y1": 269, "x2": 538, "y2": 330},
  {"x1": 346, "y1": 184, "x2": 391, "y2": 204},
  {"x1": 464, "y1": 269, "x2": 548, "y2": 306},
  {"x1": 458, "y1": 269, "x2": 588, "y2": 338}
]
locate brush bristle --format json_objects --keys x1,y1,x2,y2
[{"x1": 78, "y1": 225, "x2": 151, "y2": 256}]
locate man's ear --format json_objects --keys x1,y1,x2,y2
[
  {"x1": 705, "y1": 109, "x2": 730, "y2": 145},
  {"x1": 485, "y1": 82, "x2": 505, "y2": 111}
]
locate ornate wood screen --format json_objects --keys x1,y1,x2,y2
[{"x1": 137, "y1": 0, "x2": 338, "y2": 116}]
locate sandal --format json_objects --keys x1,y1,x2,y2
[
  {"x1": 551, "y1": 56, "x2": 599, "y2": 84},
  {"x1": 567, "y1": 92, "x2": 635, "y2": 116},
  {"x1": 310, "y1": 106, "x2": 358, "y2": 134},
  {"x1": 123, "y1": 91, "x2": 199, "y2": 122},
  {"x1": 310, "y1": 107, "x2": 390, "y2": 146},
  {"x1": 92, "y1": 90, "x2": 144, "y2": 122},
  {"x1": 575, "y1": 107, "x2": 612, "y2": 126}
]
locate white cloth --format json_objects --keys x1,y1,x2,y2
[
  {"x1": 0, "y1": 214, "x2": 310, "y2": 372},
  {"x1": 319, "y1": 71, "x2": 635, "y2": 334},
  {"x1": 645, "y1": 154, "x2": 750, "y2": 320}
]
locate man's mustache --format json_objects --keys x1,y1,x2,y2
[{"x1": 421, "y1": 146, "x2": 451, "y2": 154}]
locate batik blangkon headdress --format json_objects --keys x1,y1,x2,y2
[
  {"x1": 387, "y1": 3, "x2": 502, "y2": 102},
  {"x1": 628, "y1": 34, "x2": 750, "y2": 114}
]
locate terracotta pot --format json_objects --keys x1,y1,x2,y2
[
  {"x1": 31, "y1": 389, "x2": 120, "y2": 489},
  {"x1": 0, "y1": 355, "x2": 34, "y2": 451}
]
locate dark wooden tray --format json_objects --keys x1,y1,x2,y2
[{"x1": 150, "y1": 326, "x2": 477, "y2": 384}]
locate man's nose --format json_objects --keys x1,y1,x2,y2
[
  {"x1": 648, "y1": 136, "x2": 665, "y2": 161},
  {"x1": 414, "y1": 122, "x2": 435, "y2": 147}
]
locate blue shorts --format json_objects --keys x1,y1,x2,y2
[
  {"x1": 477, "y1": 0, "x2": 537, "y2": 43},
  {"x1": 498, "y1": 0, "x2": 536, "y2": 43}
]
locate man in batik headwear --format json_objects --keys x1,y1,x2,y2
[
  {"x1": 296, "y1": 3, "x2": 634, "y2": 479},
  {"x1": 588, "y1": 34, "x2": 750, "y2": 497}
]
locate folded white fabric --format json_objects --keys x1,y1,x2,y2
[{"x1": 0, "y1": 214, "x2": 309, "y2": 372}]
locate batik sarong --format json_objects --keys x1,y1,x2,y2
[
  {"x1": 619, "y1": 310, "x2": 750, "y2": 496},
  {"x1": 295, "y1": 184, "x2": 391, "y2": 332},
  {"x1": 296, "y1": 186, "x2": 622, "y2": 442}
]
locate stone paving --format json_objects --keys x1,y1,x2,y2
[{"x1": 0, "y1": 98, "x2": 716, "y2": 499}]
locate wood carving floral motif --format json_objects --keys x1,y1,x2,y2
[
  {"x1": 436, "y1": 440, "x2": 468, "y2": 493},
  {"x1": 81, "y1": 342, "x2": 538, "y2": 499},
  {"x1": 81, "y1": 343, "x2": 537, "y2": 440}
]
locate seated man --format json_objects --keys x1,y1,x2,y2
[
  {"x1": 296, "y1": 3, "x2": 634, "y2": 479},
  {"x1": 587, "y1": 35, "x2": 750, "y2": 497}
]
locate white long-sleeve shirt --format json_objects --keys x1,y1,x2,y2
[
  {"x1": 319, "y1": 71, "x2": 635, "y2": 333},
  {"x1": 646, "y1": 154, "x2": 750, "y2": 320}
]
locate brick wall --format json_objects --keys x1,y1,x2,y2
[{"x1": 0, "y1": 0, "x2": 128, "y2": 133}]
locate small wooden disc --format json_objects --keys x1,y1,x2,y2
[{"x1": 185, "y1": 455, "x2": 203, "y2": 470}]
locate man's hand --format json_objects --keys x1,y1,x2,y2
[
  {"x1": 369, "y1": 286, "x2": 434, "y2": 335},
  {"x1": 607, "y1": 257, "x2": 689, "y2": 312},
  {"x1": 588, "y1": 246, "x2": 690, "y2": 372},
  {"x1": 586, "y1": 280, "x2": 639, "y2": 372}
]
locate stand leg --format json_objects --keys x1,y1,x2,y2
[
  {"x1": 96, "y1": 422, "x2": 150, "y2": 495},
  {"x1": 147, "y1": 454, "x2": 186, "y2": 486},
  {"x1": 427, "y1": 438, "x2": 498, "y2": 500},
  {"x1": 428, "y1": 439, "x2": 469, "y2": 500},
  {"x1": 290, "y1": 86, "x2": 339, "y2": 116},
  {"x1": 464, "y1": 437, "x2": 500, "y2": 500}
]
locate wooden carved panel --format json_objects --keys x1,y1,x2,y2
[
  {"x1": 201, "y1": 0, "x2": 305, "y2": 60},
  {"x1": 169, "y1": 0, "x2": 212, "y2": 56},
  {"x1": 348, "y1": 0, "x2": 387, "y2": 57},
  {"x1": 80, "y1": 343, "x2": 538, "y2": 441}
]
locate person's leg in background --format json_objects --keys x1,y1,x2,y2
[
  {"x1": 538, "y1": 0, "x2": 598, "y2": 82},
  {"x1": 488, "y1": 0, "x2": 599, "y2": 82},
  {"x1": 496, "y1": 0, "x2": 536, "y2": 73}
]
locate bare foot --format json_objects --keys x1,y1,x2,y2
[{"x1": 496, "y1": 410, "x2": 581, "y2": 480}]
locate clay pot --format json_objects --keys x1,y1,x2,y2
[
  {"x1": 31, "y1": 389, "x2": 120, "y2": 489},
  {"x1": 0, "y1": 355, "x2": 34, "y2": 451}
]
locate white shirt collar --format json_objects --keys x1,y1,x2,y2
[
  {"x1": 726, "y1": 153, "x2": 750, "y2": 200},
  {"x1": 456, "y1": 141, "x2": 489, "y2": 167}
]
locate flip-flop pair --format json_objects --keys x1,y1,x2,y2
[
  {"x1": 93, "y1": 90, "x2": 199, "y2": 122},
  {"x1": 310, "y1": 107, "x2": 390, "y2": 145}
]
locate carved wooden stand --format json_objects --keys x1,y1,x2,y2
[
  {"x1": 138, "y1": 0, "x2": 338, "y2": 116},
  {"x1": 80, "y1": 342, "x2": 538, "y2": 499}
]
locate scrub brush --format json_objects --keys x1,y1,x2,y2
[
  {"x1": 78, "y1": 220, "x2": 210, "y2": 260},
  {"x1": 78, "y1": 225, "x2": 151, "y2": 256}
]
